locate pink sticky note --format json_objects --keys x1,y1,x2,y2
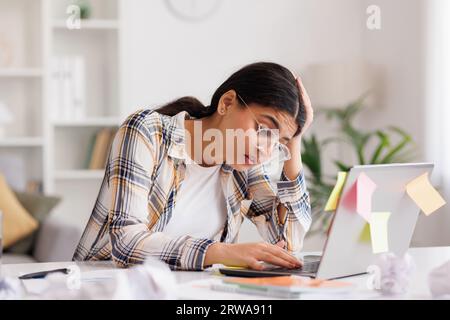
[{"x1": 343, "y1": 172, "x2": 377, "y2": 221}]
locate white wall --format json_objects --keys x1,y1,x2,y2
[
  {"x1": 421, "y1": 0, "x2": 450, "y2": 246},
  {"x1": 121, "y1": 0, "x2": 364, "y2": 111}
]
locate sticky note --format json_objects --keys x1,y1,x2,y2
[
  {"x1": 342, "y1": 172, "x2": 377, "y2": 222},
  {"x1": 324, "y1": 172, "x2": 348, "y2": 211},
  {"x1": 406, "y1": 172, "x2": 446, "y2": 216},
  {"x1": 369, "y1": 211, "x2": 391, "y2": 254},
  {"x1": 358, "y1": 223, "x2": 371, "y2": 243}
]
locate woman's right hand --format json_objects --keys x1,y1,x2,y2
[{"x1": 204, "y1": 241, "x2": 303, "y2": 270}]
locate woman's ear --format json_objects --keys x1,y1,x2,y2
[{"x1": 218, "y1": 90, "x2": 237, "y2": 115}]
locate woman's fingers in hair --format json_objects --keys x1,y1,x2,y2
[{"x1": 295, "y1": 76, "x2": 314, "y2": 135}]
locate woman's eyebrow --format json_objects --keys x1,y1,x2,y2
[
  {"x1": 259, "y1": 114, "x2": 292, "y2": 141},
  {"x1": 260, "y1": 114, "x2": 280, "y2": 129}
]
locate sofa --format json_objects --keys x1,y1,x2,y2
[
  {"x1": 1, "y1": 172, "x2": 84, "y2": 264},
  {"x1": 3, "y1": 214, "x2": 84, "y2": 264}
]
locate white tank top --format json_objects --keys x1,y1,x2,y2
[{"x1": 163, "y1": 159, "x2": 228, "y2": 239}]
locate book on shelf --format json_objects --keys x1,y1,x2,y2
[
  {"x1": 85, "y1": 128, "x2": 116, "y2": 170},
  {"x1": 50, "y1": 56, "x2": 86, "y2": 120}
]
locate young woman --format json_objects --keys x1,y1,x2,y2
[{"x1": 73, "y1": 62, "x2": 313, "y2": 271}]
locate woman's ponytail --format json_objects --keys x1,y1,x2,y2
[{"x1": 154, "y1": 96, "x2": 217, "y2": 118}]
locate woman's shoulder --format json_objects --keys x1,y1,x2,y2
[{"x1": 120, "y1": 108, "x2": 172, "y2": 140}]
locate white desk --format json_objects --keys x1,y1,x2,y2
[{"x1": 1, "y1": 246, "x2": 449, "y2": 300}]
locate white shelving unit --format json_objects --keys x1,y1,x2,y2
[
  {"x1": 52, "y1": 117, "x2": 121, "y2": 127},
  {"x1": 52, "y1": 19, "x2": 119, "y2": 30},
  {"x1": 0, "y1": 137, "x2": 44, "y2": 147},
  {"x1": 0, "y1": 0, "x2": 124, "y2": 224},
  {"x1": 54, "y1": 169, "x2": 105, "y2": 180},
  {"x1": 0, "y1": 68, "x2": 43, "y2": 78}
]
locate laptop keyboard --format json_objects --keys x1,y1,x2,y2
[{"x1": 265, "y1": 260, "x2": 320, "y2": 275}]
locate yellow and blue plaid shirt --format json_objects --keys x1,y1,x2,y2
[{"x1": 73, "y1": 109, "x2": 311, "y2": 270}]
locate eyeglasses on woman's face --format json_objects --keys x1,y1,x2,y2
[{"x1": 236, "y1": 93, "x2": 291, "y2": 162}]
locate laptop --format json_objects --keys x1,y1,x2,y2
[{"x1": 219, "y1": 163, "x2": 433, "y2": 279}]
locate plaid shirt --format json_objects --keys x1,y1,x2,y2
[{"x1": 73, "y1": 109, "x2": 311, "y2": 271}]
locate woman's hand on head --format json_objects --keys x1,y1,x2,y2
[
  {"x1": 204, "y1": 241, "x2": 302, "y2": 270},
  {"x1": 285, "y1": 76, "x2": 314, "y2": 154},
  {"x1": 296, "y1": 76, "x2": 314, "y2": 137}
]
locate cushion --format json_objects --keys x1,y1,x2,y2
[
  {"x1": 6, "y1": 191, "x2": 61, "y2": 255},
  {"x1": 0, "y1": 174, "x2": 38, "y2": 248}
]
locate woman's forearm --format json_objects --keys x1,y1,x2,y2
[
  {"x1": 277, "y1": 138, "x2": 303, "y2": 224},
  {"x1": 283, "y1": 139, "x2": 303, "y2": 180},
  {"x1": 204, "y1": 242, "x2": 226, "y2": 266}
]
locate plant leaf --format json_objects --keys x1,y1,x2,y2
[
  {"x1": 301, "y1": 134, "x2": 323, "y2": 183},
  {"x1": 379, "y1": 127, "x2": 413, "y2": 163},
  {"x1": 334, "y1": 160, "x2": 351, "y2": 172},
  {"x1": 370, "y1": 130, "x2": 390, "y2": 164}
]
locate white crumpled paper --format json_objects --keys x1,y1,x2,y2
[
  {"x1": 0, "y1": 276, "x2": 24, "y2": 300},
  {"x1": 428, "y1": 260, "x2": 450, "y2": 299},
  {"x1": 375, "y1": 252, "x2": 415, "y2": 295},
  {"x1": 25, "y1": 258, "x2": 177, "y2": 300}
]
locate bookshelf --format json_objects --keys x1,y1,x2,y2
[
  {"x1": 0, "y1": 68, "x2": 43, "y2": 78},
  {"x1": 0, "y1": 0, "x2": 124, "y2": 225},
  {"x1": 0, "y1": 137, "x2": 44, "y2": 147},
  {"x1": 0, "y1": 0, "x2": 45, "y2": 194},
  {"x1": 52, "y1": 19, "x2": 119, "y2": 30},
  {"x1": 54, "y1": 169, "x2": 105, "y2": 180},
  {"x1": 52, "y1": 117, "x2": 121, "y2": 127}
]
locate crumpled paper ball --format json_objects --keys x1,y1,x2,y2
[
  {"x1": 0, "y1": 276, "x2": 24, "y2": 300},
  {"x1": 428, "y1": 260, "x2": 450, "y2": 299},
  {"x1": 38, "y1": 258, "x2": 177, "y2": 300},
  {"x1": 375, "y1": 252, "x2": 415, "y2": 295}
]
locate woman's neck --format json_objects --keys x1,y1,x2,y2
[{"x1": 184, "y1": 115, "x2": 222, "y2": 167}]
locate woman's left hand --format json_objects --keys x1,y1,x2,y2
[
  {"x1": 295, "y1": 76, "x2": 314, "y2": 136},
  {"x1": 286, "y1": 76, "x2": 314, "y2": 151}
]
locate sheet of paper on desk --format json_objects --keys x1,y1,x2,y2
[
  {"x1": 80, "y1": 269, "x2": 124, "y2": 282},
  {"x1": 325, "y1": 171, "x2": 348, "y2": 211},
  {"x1": 406, "y1": 172, "x2": 446, "y2": 216},
  {"x1": 21, "y1": 279, "x2": 49, "y2": 296},
  {"x1": 369, "y1": 211, "x2": 391, "y2": 254},
  {"x1": 21, "y1": 269, "x2": 122, "y2": 296},
  {"x1": 342, "y1": 172, "x2": 377, "y2": 222}
]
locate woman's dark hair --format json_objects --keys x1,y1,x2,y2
[{"x1": 155, "y1": 62, "x2": 306, "y2": 136}]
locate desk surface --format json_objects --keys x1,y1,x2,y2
[{"x1": 1, "y1": 246, "x2": 449, "y2": 299}]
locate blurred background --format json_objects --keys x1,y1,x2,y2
[{"x1": 0, "y1": 0, "x2": 449, "y2": 264}]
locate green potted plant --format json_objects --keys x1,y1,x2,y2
[{"x1": 75, "y1": 0, "x2": 92, "y2": 20}]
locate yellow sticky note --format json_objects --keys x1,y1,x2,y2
[
  {"x1": 369, "y1": 211, "x2": 391, "y2": 254},
  {"x1": 406, "y1": 172, "x2": 446, "y2": 216},
  {"x1": 358, "y1": 223, "x2": 371, "y2": 243},
  {"x1": 324, "y1": 172, "x2": 348, "y2": 211}
]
